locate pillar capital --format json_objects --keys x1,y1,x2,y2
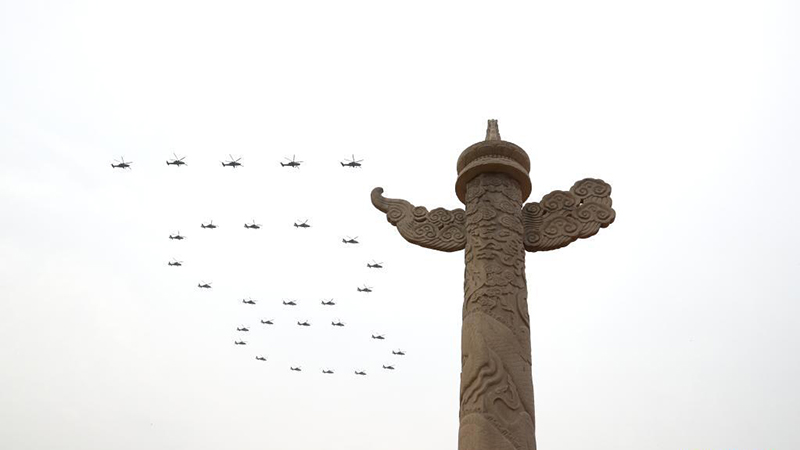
[{"x1": 455, "y1": 120, "x2": 532, "y2": 203}]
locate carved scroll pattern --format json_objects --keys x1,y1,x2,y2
[
  {"x1": 460, "y1": 173, "x2": 535, "y2": 450},
  {"x1": 522, "y1": 178, "x2": 616, "y2": 252},
  {"x1": 371, "y1": 188, "x2": 466, "y2": 252}
]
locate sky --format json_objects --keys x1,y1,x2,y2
[{"x1": 0, "y1": 1, "x2": 798, "y2": 449}]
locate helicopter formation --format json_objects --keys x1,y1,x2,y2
[{"x1": 111, "y1": 153, "x2": 364, "y2": 170}]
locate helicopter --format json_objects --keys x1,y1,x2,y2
[
  {"x1": 255, "y1": 356, "x2": 267, "y2": 361},
  {"x1": 244, "y1": 220, "x2": 261, "y2": 229},
  {"x1": 167, "y1": 259, "x2": 183, "y2": 267},
  {"x1": 321, "y1": 299, "x2": 336, "y2": 306},
  {"x1": 166, "y1": 153, "x2": 187, "y2": 167},
  {"x1": 200, "y1": 221, "x2": 217, "y2": 229},
  {"x1": 357, "y1": 285, "x2": 373, "y2": 293},
  {"x1": 242, "y1": 298, "x2": 256, "y2": 305},
  {"x1": 331, "y1": 320, "x2": 345, "y2": 327},
  {"x1": 382, "y1": 365, "x2": 395, "y2": 370},
  {"x1": 392, "y1": 350, "x2": 406, "y2": 356},
  {"x1": 169, "y1": 232, "x2": 185, "y2": 240},
  {"x1": 237, "y1": 326, "x2": 249, "y2": 332},
  {"x1": 294, "y1": 220, "x2": 310, "y2": 228},
  {"x1": 283, "y1": 300, "x2": 297, "y2": 306},
  {"x1": 234, "y1": 340, "x2": 246, "y2": 345},
  {"x1": 280, "y1": 155, "x2": 303, "y2": 168},
  {"x1": 342, "y1": 236, "x2": 359, "y2": 244},
  {"x1": 260, "y1": 319, "x2": 274, "y2": 325},
  {"x1": 221, "y1": 154, "x2": 242, "y2": 168},
  {"x1": 367, "y1": 261, "x2": 384, "y2": 269},
  {"x1": 371, "y1": 334, "x2": 385, "y2": 340},
  {"x1": 297, "y1": 320, "x2": 311, "y2": 327},
  {"x1": 354, "y1": 370, "x2": 367, "y2": 376},
  {"x1": 198, "y1": 282, "x2": 212, "y2": 289},
  {"x1": 111, "y1": 157, "x2": 133, "y2": 169},
  {"x1": 322, "y1": 369, "x2": 334, "y2": 374},
  {"x1": 341, "y1": 154, "x2": 363, "y2": 168},
  {"x1": 290, "y1": 366, "x2": 302, "y2": 372}
]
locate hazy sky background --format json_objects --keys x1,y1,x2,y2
[{"x1": 1, "y1": 1, "x2": 798, "y2": 449}]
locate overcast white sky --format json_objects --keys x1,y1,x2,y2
[{"x1": 1, "y1": 1, "x2": 798, "y2": 449}]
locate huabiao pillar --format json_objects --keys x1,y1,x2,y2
[{"x1": 371, "y1": 120, "x2": 615, "y2": 450}]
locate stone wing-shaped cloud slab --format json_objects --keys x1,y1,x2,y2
[
  {"x1": 522, "y1": 178, "x2": 616, "y2": 252},
  {"x1": 371, "y1": 187, "x2": 467, "y2": 252}
]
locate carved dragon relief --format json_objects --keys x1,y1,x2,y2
[
  {"x1": 371, "y1": 187, "x2": 467, "y2": 252},
  {"x1": 522, "y1": 178, "x2": 616, "y2": 252}
]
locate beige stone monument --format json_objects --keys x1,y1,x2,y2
[{"x1": 371, "y1": 120, "x2": 616, "y2": 450}]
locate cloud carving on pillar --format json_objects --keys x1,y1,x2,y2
[
  {"x1": 371, "y1": 187, "x2": 467, "y2": 252},
  {"x1": 521, "y1": 178, "x2": 616, "y2": 252}
]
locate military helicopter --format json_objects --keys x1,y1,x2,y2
[
  {"x1": 371, "y1": 334, "x2": 385, "y2": 340},
  {"x1": 111, "y1": 157, "x2": 133, "y2": 169},
  {"x1": 167, "y1": 259, "x2": 183, "y2": 267},
  {"x1": 166, "y1": 153, "x2": 187, "y2": 167},
  {"x1": 280, "y1": 155, "x2": 303, "y2": 168},
  {"x1": 221, "y1": 154, "x2": 242, "y2": 168},
  {"x1": 198, "y1": 281, "x2": 212, "y2": 289},
  {"x1": 260, "y1": 319, "x2": 274, "y2": 325},
  {"x1": 367, "y1": 261, "x2": 384, "y2": 269},
  {"x1": 242, "y1": 298, "x2": 256, "y2": 305},
  {"x1": 282, "y1": 300, "x2": 297, "y2": 306},
  {"x1": 392, "y1": 350, "x2": 406, "y2": 356},
  {"x1": 244, "y1": 220, "x2": 261, "y2": 229},
  {"x1": 294, "y1": 220, "x2": 310, "y2": 228},
  {"x1": 200, "y1": 221, "x2": 217, "y2": 229},
  {"x1": 322, "y1": 369, "x2": 334, "y2": 374},
  {"x1": 342, "y1": 236, "x2": 359, "y2": 244},
  {"x1": 321, "y1": 299, "x2": 336, "y2": 306},
  {"x1": 357, "y1": 285, "x2": 373, "y2": 293},
  {"x1": 169, "y1": 232, "x2": 185, "y2": 240},
  {"x1": 341, "y1": 154, "x2": 363, "y2": 168},
  {"x1": 331, "y1": 320, "x2": 345, "y2": 327},
  {"x1": 382, "y1": 365, "x2": 395, "y2": 370},
  {"x1": 234, "y1": 340, "x2": 246, "y2": 345},
  {"x1": 354, "y1": 370, "x2": 367, "y2": 376},
  {"x1": 237, "y1": 326, "x2": 249, "y2": 332},
  {"x1": 255, "y1": 356, "x2": 267, "y2": 361},
  {"x1": 297, "y1": 320, "x2": 311, "y2": 327},
  {"x1": 290, "y1": 366, "x2": 302, "y2": 372}
]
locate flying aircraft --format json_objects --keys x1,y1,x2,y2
[
  {"x1": 331, "y1": 320, "x2": 345, "y2": 327},
  {"x1": 294, "y1": 220, "x2": 310, "y2": 228},
  {"x1": 169, "y1": 232, "x2": 185, "y2": 240},
  {"x1": 367, "y1": 261, "x2": 384, "y2": 269},
  {"x1": 201, "y1": 221, "x2": 217, "y2": 229},
  {"x1": 354, "y1": 370, "x2": 367, "y2": 376},
  {"x1": 321, "y1": 299, "x2": 336, "y2": 306},
  {"x1": 255, "y1": 356, "x2": 267, "y2": 361},
  {"x1": 280, "y1": 155, "x2": 302, "y2": 168},
  {"x1": 198, "y1": 281, "x2": 212, "y2": 289},
  {"x1": 234, "y1": 340, "x2": 246, "y2": 345},
  {"x1": 382, "y1": 365, "x2": 395, "y2": 370},
  {"x1": 222, "y1": 154, "x2": 242, "y2": 168},
  {"x1": 371, "y1": 334, "x2": 385, "y2": 340},
  {"x1": 167, "y1": 259, "x2": 183, "y2": 267},
  {"x1": 237, "y1": 326, "x2": 249, "y2": 332},
  {"x1": 297, "y1": 320, "x2": 311, "y2": 327},
  {"x1": 290, "y1": 366, "x2": 302, "y2": 372},
  {"x1": 244, "y1": 220, "x2": 261, "y2": 229},
  {"x1": 341, "y1": 154, "x2": 363, "y2": 168},
  {"x1": 111, "y1": 157, "x2": 132, "y2": 169},
  {"x1": 322, "y1": 369, "x2": 334, "y2": 374},
  {"x1": 166, "y1": 153, "x2": 187, "y2": 167},
  {"x1": 242, "y1": 298, "x2": 256, "y2": 305},
  {"x1": 261, "y1": 319, "x2": 274, "y2": 325},
  {"x1": 342, "y1": 236, "x2": 359, "y2": 244},
  {"x1": 357, "y1": 285, "x2": 373, "y2": 293},
  {"x1": 392, "y1": 350, "x2": 406, "y2": 356},
  {"x1": 283, "y1": 300, "x2": 297, "y2": 306}
]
